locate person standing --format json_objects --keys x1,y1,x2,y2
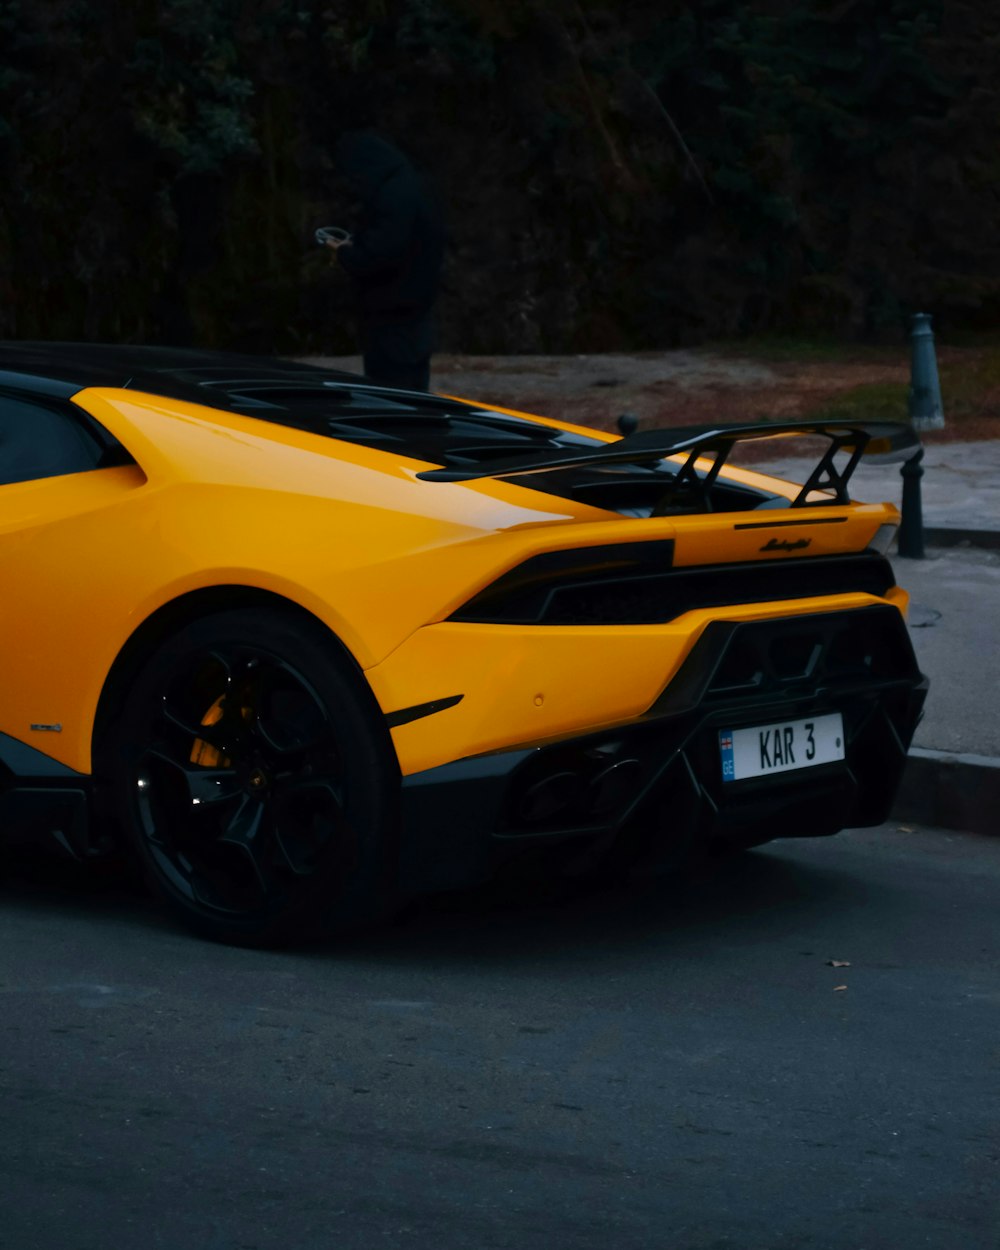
[{"x1": 326, "y1": 132, "x2": 446, "y2": 391}]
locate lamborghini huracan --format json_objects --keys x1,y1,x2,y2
[{"x1": 0, "y1": 343, "x2": 927, "y2": 943}]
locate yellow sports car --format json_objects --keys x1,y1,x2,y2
[{"x1": 0, "y1": 343, "x2": 926, "y2": 943}]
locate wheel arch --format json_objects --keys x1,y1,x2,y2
[{"x1": 91, "y1": 585, "x2": 375, "y2": 775}]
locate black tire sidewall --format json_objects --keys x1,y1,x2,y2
[{"x1": 106, "y1": 606, "x2": 399, "y2": 945}]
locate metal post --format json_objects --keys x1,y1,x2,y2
[
  {"x1": 908, "y1": 313, "x2": 944, "y2": 431},
  {"x1": 898, "y1": 313, "x2": 943, "y2": 558},
  {"x1": 897, "y1": 447, "x2": 926, "y2": 559}
]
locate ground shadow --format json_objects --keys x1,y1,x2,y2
[{"x1": 0, "y1": 833, "x2": 886, "y2": 966}]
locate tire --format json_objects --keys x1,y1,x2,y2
[{"x1": 104, "y1": 607, "x2": 399, "y2": 946}]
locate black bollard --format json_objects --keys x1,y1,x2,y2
[
  {"x1": 618, "y1": 412, "x2": 639, "y2": 436},
  {"x1": 897, "y1": 447, "x2": 925, "y2": 559}
]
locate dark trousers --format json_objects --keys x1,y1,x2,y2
[{"x1": 361, "y1": 315, "x2": 434, "y2": 391}]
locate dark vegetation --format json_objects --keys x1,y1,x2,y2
[{"x1": 1, "y1": 0, "x2": 997, "y2": 354}]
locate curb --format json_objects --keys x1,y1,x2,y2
[
  {"x1": 892, "y1": 747, "x2": 1000, "y2": 836},
  {"x1": 922, "y1": 527, "x2": 1000, "y2": 551}
]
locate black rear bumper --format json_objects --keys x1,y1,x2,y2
[{"x1": 398, "y1": 605, "x2": 928, "y2": 895}]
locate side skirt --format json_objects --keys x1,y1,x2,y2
[{"x1": 0, "y1": 732, "x2": 95, "y2": 861}]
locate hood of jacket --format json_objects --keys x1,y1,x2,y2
[{"x1": 335, "y1": 132, "x2": 410, "y2": 201}]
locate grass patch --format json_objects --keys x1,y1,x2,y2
[
  {"x1": 804, "y1": 342, "x2": 1000, "y2": 428},
  {"x1": 938, "y1": 344, "x2": 1000, "y2": 419},
  {"x1": 712, "y1": 331, "x2": 1000, "y2": 427},
  {"x1": 808, "y1": 381, "x2": 910, "y2": 423}
]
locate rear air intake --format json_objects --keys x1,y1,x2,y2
[{"x1": 450, "y1": 551, "x2": 895, "y2": 626}]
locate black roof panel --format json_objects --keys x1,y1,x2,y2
[
  {"x1": 0, "y1": 340, "x2": 503, "y2": 431},
  {"x1": 0, "y1": 341, "x2": 364, "y2": 399}
]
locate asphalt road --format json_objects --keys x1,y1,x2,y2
[{"x1": 1, "y1": 824, "x2": 998, "y2": 1250}]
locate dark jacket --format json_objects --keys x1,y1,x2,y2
[{"x1": 335, "y1": 133, "x2": 446, "y2": 324}]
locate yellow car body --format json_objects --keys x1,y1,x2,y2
[{"x1": 0, "y1": 344, "x2": 927, "y2": 943}]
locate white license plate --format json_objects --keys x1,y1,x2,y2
[{"x1": 719, "y1": 713, "x2": 844, "y2": 782}]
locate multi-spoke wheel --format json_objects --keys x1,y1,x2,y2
[{"x1": 108, "y1": 607, "x2": 399, "y2": 945}]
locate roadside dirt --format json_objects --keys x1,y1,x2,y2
[{"x1": 301, "y1": 346, "x2": 1000, "y2": 462}]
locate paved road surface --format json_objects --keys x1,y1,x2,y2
[{"x1": 1, "y1": 825, "x2": 998, "y2": 1250}]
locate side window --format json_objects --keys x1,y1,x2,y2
[{"x1": 0, "y1": 393, "x2": 104, "y2": 487}]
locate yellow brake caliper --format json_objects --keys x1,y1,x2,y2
[
  {"x1": 190, "y1": 696, "x2": 229, "y2": 768},
  {"x1": 189, "y1": 694, "x2": 256, "y2": 767}
]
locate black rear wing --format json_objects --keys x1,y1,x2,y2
[{"x1": 416, "y1": 419, "x2": 921, "y2": 507}]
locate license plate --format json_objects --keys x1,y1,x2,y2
[{"x1": 719, "y1": 713, "x2": 844, "y2": 782}]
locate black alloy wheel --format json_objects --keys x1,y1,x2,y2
[{"x1": 109, "y1": 607, "x2": 399, "y2": 945}]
